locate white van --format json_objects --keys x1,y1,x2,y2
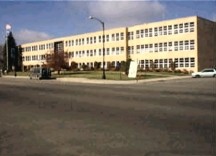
[{"x1": 29, "y1": 67, "x2": 51, "y2": 80}]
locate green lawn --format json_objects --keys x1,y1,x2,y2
[{"x1": 6, "y1": 70, "x2": 189, "y2": 81}]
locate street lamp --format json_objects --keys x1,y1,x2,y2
[{"x1": 89, "y1": 16, "x2": 106, "y2": 79}]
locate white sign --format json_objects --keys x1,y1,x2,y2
[{"x1": 128, "y1": 61, "x2": 138, "y2": 78}]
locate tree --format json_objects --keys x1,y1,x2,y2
[
  {"x1": 0, "y1": 45, "x2": 3, "y2": 69},
  {"x1": 121, "y1": 58, "x2": 132, "y2": 75},
  {"x1": 70, "y1": 61, "x2": 78, "y2": 71},
  {"x1": 94, "y1": 61, "x2": 101, "y2": 70},
  {"x1": 46, "y1": 51, "x2": 69, "y2": 74},
  {"x1": 2, "y1": 32, "x2": 19, "y2": 72},
  {"x1": 169, "y1": 60, "x2": 176, "y2": 72}
]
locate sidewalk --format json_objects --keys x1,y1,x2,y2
[{"x1": 1, "y1": 75, "x2": 191, "y2": 84}]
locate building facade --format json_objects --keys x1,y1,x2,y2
[{"x1": 21, "y1": 16, "x2": 216, "y2": 72}]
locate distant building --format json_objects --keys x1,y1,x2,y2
[{"x1": 20, "y1": 16, "x2": 216, "y2": 72}]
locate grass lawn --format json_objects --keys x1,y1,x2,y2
[
  {"x1": 6, "y1": 70, "x2": 189, "y2": 80},
  {"x1": 53, "y1": 70, "x2": 188, "y2": 80}
]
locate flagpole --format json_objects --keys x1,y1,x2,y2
[
  {"x1": 5, "y1": 24, "x2": 11, "y2": 73},
  {"x1": 6, "y1": 32, "x2": 8, "y2": 72}
]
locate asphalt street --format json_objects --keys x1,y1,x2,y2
[{"x1": 0, "y1": 77, "x2": 215, "y2": 156}]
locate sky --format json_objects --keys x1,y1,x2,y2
[{"x1": 0, "y1": 0, "x2": 215, "y2": 45}]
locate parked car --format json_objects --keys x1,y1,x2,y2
[
  {"x1": 191, "y1": 68, "x2": 216, "y2": 78},
  {"x1": 29, "y1": 67, "x2": 51, "y2": 80}
]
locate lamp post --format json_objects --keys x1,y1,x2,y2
[{"x1": 89, "y1": 16, "x2": 106, "y2": 79}]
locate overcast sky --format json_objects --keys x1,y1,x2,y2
[{"x1": 0, "y1": 0, "x2": 215, "y2": 45}]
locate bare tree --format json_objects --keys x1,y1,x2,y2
[{"x1": 46, "y1": 51, "x2": 69, "y2": 74}]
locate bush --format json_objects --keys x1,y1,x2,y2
[
  {"x1": 174, "y1": 69, "x2": 182, "y2": 73},
  {"x1": 182, "y1": 69, "x2": 189, "y2": 74}
]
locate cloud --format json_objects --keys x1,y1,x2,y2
[
  {"x1": 213, "y1": 13, "x2": 216, "y2": 22},
  {"x1": 87, "y1": 1, "x2": 166, "y2": 28},
  {"x1": 15, "y1": 29, "x2": 53, "y2": 44}
]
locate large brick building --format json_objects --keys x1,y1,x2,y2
[{"x1": 21, "y1": 16, "x2": 216, "y2": 72}]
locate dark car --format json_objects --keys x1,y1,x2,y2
[{"x1": 29, "y1": 67, "x2": 51, "y2": 80}]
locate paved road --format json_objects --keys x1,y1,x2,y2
[{"x1": 0, "y1": 77, "x2": 215, "y2": 156}]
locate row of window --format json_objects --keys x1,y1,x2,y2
[
  {"x1": 73, "y1": 57, "x2": 195, "y2": 69},
  {"x1": 129, "y1": 22, "x2": 195, "y2": 40},
  {"x1": 65, "y1": 32, "x2": 125, "y2": 47},
  {"x1": 68, "y1": 47, "x2": 125, "y2": 58},
  {"x1": 23, "y1": 55, "x2": 46, "y2": 61},
  {"x1": 22, "y1": 43, "x2": 54, "y2": 52},
  {"x1": 23, "y1": 39, "x2": 195, "y2": 61},
  {"x1": 129, "y1": 40, "x2": 195, "y2": 54},
  {"x1": 22, "y1": 21, "x2": 195, "y2": 52},
  {"x1": 139, "y1": 57, "x2": 195, "y2": 69}
]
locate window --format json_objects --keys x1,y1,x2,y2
[
  {"x1": 159, "y1": 43, "x2": 163, "y2": 52},
  {"x1": 149, "y1": 28, "x2": 152, "y2": 37},
  {"x1": 65, "y1": 41, "x2": 68, "y2": 47},
  {"x1": 82, "y1": 38, "x2": 85, "y2": 45},
  {"x1": 116, "y1": 33, "x2": 120, "y2": 41},
  {"x1": 99, "y1": 49, "x2": 102, "y2": 56},
  {"x1": 184, "y1": 23, "x2": 189, "y2": 33},
  {"x1": 185, "y1": 57, "x2": 189, "y2": 67},
  {"x1": 154, "y1": 43, "x2": 158, "y2": 52},
  {"x1": 99, "y1": 36, "x2": 102, "y2": 43},
  {"x1": 154, "y1": 27, "x2": 158, "y2": 36},
  {"x1": 145, "y1": 29, "x2": 148, "y2": 37},
  {"x1": 190, "y1": 40, "x2": 195, "y2": 50},
  {"x1": 136, "y1": 45, "x2": 140, "y2": 53},
  {"x1": 112, "y1": 34, "x2": 115, "y2": 41},
  {"x1": 128, "y1": 46, "x2": 134, "y2": 54},
  {"x1": 174, "y1": 41, "x2": 178, "y2": 51},
  {"x1": 179, "y1": 41, "x2": 183, "y2": 50},
  {"x1": 179, "y1": 24, "x2": 183, "y2": 33},
  {"x1": 112, "y1": 47, "x2": 115, "y2": 55},
  {"x1": 121, "y1": 47, "x2": 124, "y2": 53},
  {"x1": 94, "y1": 49, "x2": 96, "y2": 56},
  {"x1": 190, "y1": 58, "x2": 195, "y2": 67},
  {"x1": 141, "y1": 45, "x2": 145, "y2": 53},
  {"x1": 163, "y1": 26, "x2": 167, "y2": 35},
  {"x1": 159, "y1": 27, "x2": 162, "y2": 35},
  {"x1": 159, "y1": 59, "x2": 163, "y2": 68},
  {"x1": 168, "y1": 42, "x2": 172, "y2": 51},
  {"x1": 128, "y1": 32, "x2": 134, "y2": 40},
  {"x1": 145, "y1": 44, "x2": 148, "y2": 52},
  {"x1": 185, "y1": 40, "x2": 189, "y2": 50},
  {"x1": 94, "y1": 36, "x2": 97, "y2": 43},
  {"x1": 120, "y1": 32, "x2": 124, "y2": 40},
  {"x1": 179, "y1": 58, "x2": 184, "y2": 67},
  {"x1": 164, "y1": 42, "x2": 167, "y2": 52},
  {"x1": 116, "y1": 47, "x2": 120, "y2": 55},
  {"x1": 106, "y1": 35, "x2": 109, "y2": 42},
  {"x1": 175, "y1": 58, "x2": 179, "y2": 67},
  {"x1": 154, "y1": 59, "x2": 158, "y2": 68},
  {"x1": 190, "y1": 22, "x2": 194, "y2": 32},
  {"x1": 136, "y1": 30, "x2": 140, "y2": 39},
  {"x1": 164, "y1": 59, "x2": 168, "y2": 68},
  {"x1": 140, "y1": 30, "x2": 144, "y2": 38},
  {"x1": 149, "y1": 44, "x2": 153, "y2": 52},
  {"x1": 174, "y1": 24, "x2": 178, "y2": 34},
  {"x1": 168, "y1": 25, "x2": 172, "y2": 35},
  {"x1": 106, "y1": 48, "x2": 110, "y2": 55},
  {"x1": 90, "y1": 50, "x2": 93, "y2": 56}
]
